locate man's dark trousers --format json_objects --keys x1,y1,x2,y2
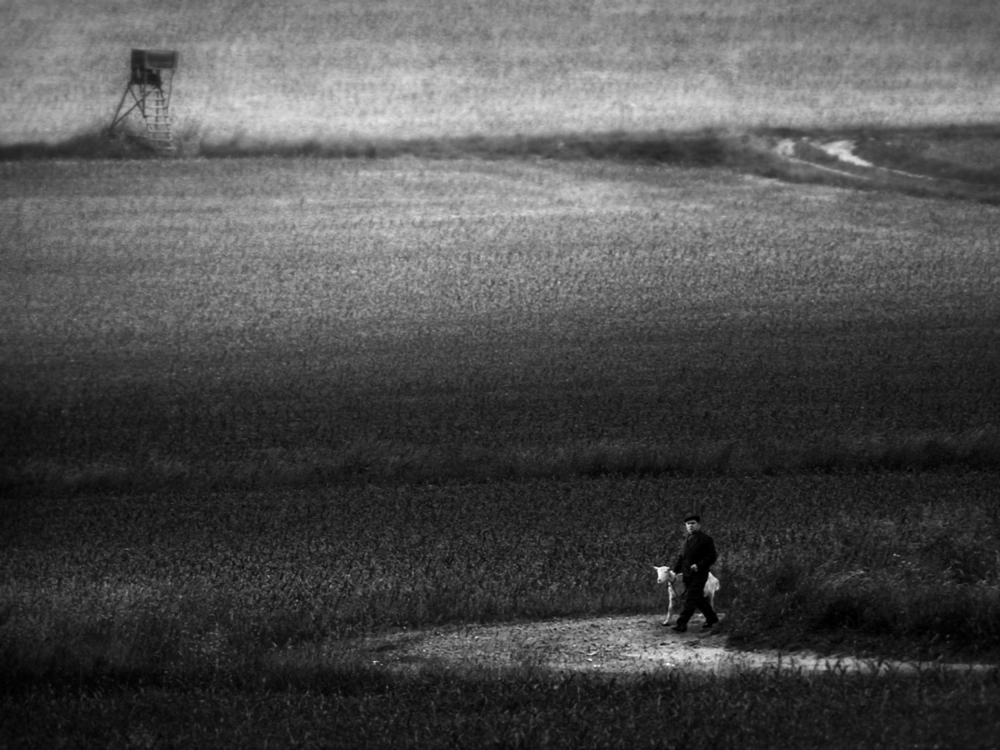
[{"x1": 676, "y1": 571, "x2": 718, "y2": 628}]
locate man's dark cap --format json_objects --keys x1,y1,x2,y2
[{"x1": 684, "y1": 514, "x2": 701, "y2": 523}]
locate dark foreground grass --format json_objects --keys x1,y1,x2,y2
[{"x1": 4, "y1": 663, "x2": 1000, "y2": 749}]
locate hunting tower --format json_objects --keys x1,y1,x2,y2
[{"x1": 108, "y1": 49, "x2": 179, "y2": 152}]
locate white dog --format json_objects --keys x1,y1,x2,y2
[{"x1": 654, "y1": 565, "x2": 720, "y2": 626}]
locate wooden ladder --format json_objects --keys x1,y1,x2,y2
[{"x1": 144, "y1": 87, "x2": 175, "y2": 152}]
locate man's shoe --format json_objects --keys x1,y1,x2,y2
[{"x1": 671, "y1": 624, "x2": 687, "y2": 633}]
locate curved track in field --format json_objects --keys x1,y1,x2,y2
[{"x1": 342, "y1": 614, "x2": 994, "y2": 677}]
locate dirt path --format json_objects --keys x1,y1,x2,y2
[{"x1": 347, "y1": 614, "x2": 992, "y2": 676}]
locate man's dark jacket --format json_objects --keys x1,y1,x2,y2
[{"x1": 672, "y1": 530, "x2": 718, "y2": 584}]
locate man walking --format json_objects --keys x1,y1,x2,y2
[{"x1": 670, "y1": 513, "x2": 720, "y2": 632}]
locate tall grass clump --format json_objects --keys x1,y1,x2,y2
[{"x1": 730, "y1": 502, "x2": 1000, "y2": 656}]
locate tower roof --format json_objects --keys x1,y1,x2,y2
[{"x1": 131, "y1": 49, "x2": 179, "y2": 70}]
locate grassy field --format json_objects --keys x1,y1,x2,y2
[
  {"x1": 3, "y1": 155, "x2": 1000, "y2": 746},
  {"x1": 5, "y1": 475, "x2": 999, "y2": 659},
  {"x1": 4, "y1": 0, "x2": 1000, "y2": 746},
  {"x1": 2, "y1": 0, "x2": 999, "y2": 144},
  {"x1": 3, "y1": 157, "x2": 999, "y2": 492},
  {"x1": 4, "y1": 476, "x2": 1000, "y2": 747}
]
